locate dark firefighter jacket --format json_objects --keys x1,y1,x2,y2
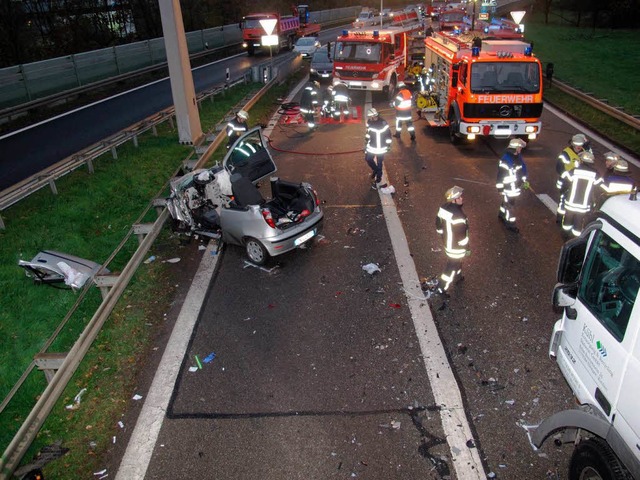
[{"x1": 435, "y1": 202, "x2": 469, "y2": 259}]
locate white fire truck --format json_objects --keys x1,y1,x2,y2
[
  {"x1": 421, "y1": 30, "x2": 543, "y2": 143},
  {"x1": 332, "y1": 10, "x2": 423, "y2": 99}
]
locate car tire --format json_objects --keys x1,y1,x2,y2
[
  {"x1": 245, "y1": 238, "x2": 269, "y2": 265},
  {"x1": 569, "y1": 438, "x2": 631, "y2": 480}
]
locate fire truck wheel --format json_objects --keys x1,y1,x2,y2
[
  {"x1": 448, "y1": 111, "x2": 460, "y2": 144},
  {"x1": 569, "y1": 438, "x2": 631, "y2": 480},
  {"x1": 387, "y1": 77, "x2": 397, "y2": 100}
]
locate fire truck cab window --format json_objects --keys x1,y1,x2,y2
[
  {"x1": 470, "y1": 62, "x2": 540, "y2": 94},
  {"x1": 334, "y1": 42, "x2": 382, "y2": 63}
]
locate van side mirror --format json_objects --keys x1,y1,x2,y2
[{"x1": 552, "y1": 283, "x2": 578, "y2": 316}]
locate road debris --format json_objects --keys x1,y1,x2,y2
[
  {"x1": 362, "y1": 263, "x2": 381, "y2": 275},
  {"x1": 65, "y1": 388, "x2": 87, "y2": 410}
]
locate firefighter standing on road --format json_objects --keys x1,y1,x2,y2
[
  {"x1": 555, "y1": 133, "x2": 591, "y2": 222},
  {"x1": 364, "y1": 108, "x2": 392, "y2": 189},
  {"x1": 331, "y1": 82, "x2": 351, "y2": 120},
  {"x1": 226, "y1": 110, "x2": 249, "y2": 149},
  {"x1": 435, "y1": 186, "x2": 469, "y2": 296},
  {"x1": 558, "y1": 151, "x2": 603, "y2": 238},
  {"x1": 300, "y1": 81, "x2": 321, "y2": 131},
  {"x1": 392, "y1": 82, "x2": 416, "y2": 141},
  {"x1": 497, "y1": 138, "x2": 528, "y2": 233}
]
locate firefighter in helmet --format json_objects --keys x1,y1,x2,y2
[
  {"x1": 226, "y1": 110, "x2": 249, "y2": 149},
  {"x1": 599, "y1": 153, "x2": 635, "y2": 205},
  {"x1": 364, "y1": 108, "x2": 393, "y2": 189},
  {"x1": 555, "y1": 133, "x2": 591, "y2": 221},
  {"x1": 558, "y1": 150, "x2": 603, "y2": 238},
  {"x1": 434, "y1": 186, "x2": 469, "y2": 296},
  {"x1": 496, "y1": 138, "x2": 528, "y2": 233},
  {"x1": 300, "y1": 81, "x2": 321, "y2": 131},
  {"x1": 392, "y1": 82, "x2": 416, "y2": 141},
  {"x1": 331, "y1": 82, "x2": 351, "y2": 120}
]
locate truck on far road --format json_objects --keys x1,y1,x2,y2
[
  {"x1": 241, "y1": 5, "x2": 320, "y2": 56},
  {"x1": 527, "y1": 192, "x2": 640, "y2": 480}
]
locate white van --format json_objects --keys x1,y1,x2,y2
[{"x1": 527, "y1": 193, "x2": 640, "y2": 480}]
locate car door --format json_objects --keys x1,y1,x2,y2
[{"x1": 223, "y1": 127, "x2": 277, "y2": 183}]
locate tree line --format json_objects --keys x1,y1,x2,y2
[
  {"x1": 0, "y1": 0, "x2": 352, "y2": 68},
  {"x1": 536, "y1": 0, "x2": 640, "y2": 28}
]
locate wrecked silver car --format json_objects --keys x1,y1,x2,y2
[{"x1": 166, "y1": 127, "x2": 323, "y2": 265}]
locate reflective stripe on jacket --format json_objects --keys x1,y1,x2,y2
[
  {"x1": 435, "y1": 203, "x2": 469, "y2": 259},
  {"x1": 560, "y1": 165, "x2": 603, "y2": 213},
  {"x1": 496, "y1": 150, "x2": 527, "y2": 198},
  {"x1": 365, "y1": 118, "x2": 392, "y2": 155}
]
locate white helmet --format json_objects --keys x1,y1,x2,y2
[
  {"x1": 579, "y1": 151, "x2": 595, "y2": 164},
  {"x1": 614, "y1": 159, "x2": 629, "y2": 173},
  {"x1": 508, "y1": 138, "x2": 527, "y2": 149},
  {"x1": 445, "y1": 185, "x2": 464, "y2": 201},
  {"x1": 367, "y1": 108, "x2": 379, "y2": 117},
  {"x1": 571, "y1": 133, "x2": 587, "y2": 147},
  {"x1": 237, "y1": 110, "x2": 249, "y2": 120},
  {"x1": 604, "y1": 151, "x2": 620, "y2": 163}
]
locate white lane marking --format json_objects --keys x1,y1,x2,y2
[
  {"x1": 115, "y1": 78, "x2": 309, "y2": 479},
  {"x1": 452, "y1": 177, "x2": 493, "y2": 186},
  {"x1": 369, "y1": 93, "x2": 485, "y2": 479},
  {"x1": 537, "y1": 193, "x2": 558, "y2": 214},
  {"x1": 115, "y1": 241, "x2": 221, "y2": 480}
]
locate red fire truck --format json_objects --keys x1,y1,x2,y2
[
  {"x1": 420, "y1": 30, "x2": 543, "y2": 143},
  {"x1": 332, "y1": 10, "x2": 423, "y2": 99},
  {"x1": 241, "y1": 5, "x2": 320, "y2": 56}
]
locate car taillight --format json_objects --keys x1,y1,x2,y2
[
  {"x1": 312, "y1": 189, "x2": 320, "y2": 206},
  {"x1": 261, "y1": 208, "x2": 276, "y2": 228}
]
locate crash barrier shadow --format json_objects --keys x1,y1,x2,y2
[{"x1": 0, "y1": 55, "x2": 303, "y2": 478}]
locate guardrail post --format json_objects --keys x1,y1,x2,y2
[
  {"x1": 86, "y1": 157, "x2": 94, "y2": 174},
  {"x1": 152, "y1": 198, "x2": 166, "y2": 216},
  {"x1": 0, "y1": 215, "x2": 5, "y2": 230},
  {"x1": 132, "y1": 223, "x2": 154, "y2": 245},
  {"x1": 152, "y1": 125, "x2": 158, "y2": 136},
  {"x1": 94, "y1": 273, "x2": 120, "y2": 300},
  {"x1": 111, "y1": 146, "x2": 118, "y2": 159},
  {"x1": 48, "y1": 179, "x2": 58, "y2": 195},
  {"x1": 34, "y1": 353, "x2": 68, "y2": 384},
  {"x1": 133, "y1": 135, "x2": 139, "y2": 148}
]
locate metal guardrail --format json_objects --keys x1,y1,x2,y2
[
  {"x1": 0, "y1": 57, "x2": 298, "y2": 478},
  {"x1": 550, "y1": 78, "x2": 640, "y2": 131}
]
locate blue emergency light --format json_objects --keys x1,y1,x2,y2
[
  {"x1": 342, "y1": 30, "x2": 348, "y2": 36},
  {"x1": 525, "y1": 45, "x2": 532, "y2": 56},
  {"x1": 373, "y1": 30, "x2": 379, "y2": 38},
  {"x1": 472, "y1": 46, "x2": 480, "y2": 57}
]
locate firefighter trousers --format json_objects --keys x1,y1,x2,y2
[
  {"x1": 438, "y1": 257, "x2": 463, "y2": 292},
  {"x1": 561, "y1": 209, "x2": 589, "y2": 238},
  {"x1": 394, "y1": 117, "x2": 415, "y2": 138},
  {"x1": 499, "y1": 193, "x2": 519, "y2": 225},
  {"x1": 364, "y1": 152, "x2": 384, "y2": 184}
]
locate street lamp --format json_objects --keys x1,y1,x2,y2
[{"x1": 471, "y1": 0, "x2": 477, "y2": 31}]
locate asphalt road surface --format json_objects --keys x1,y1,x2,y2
[{"x1": 101, "y1": 84, "x2": 638, "y2": 480}]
